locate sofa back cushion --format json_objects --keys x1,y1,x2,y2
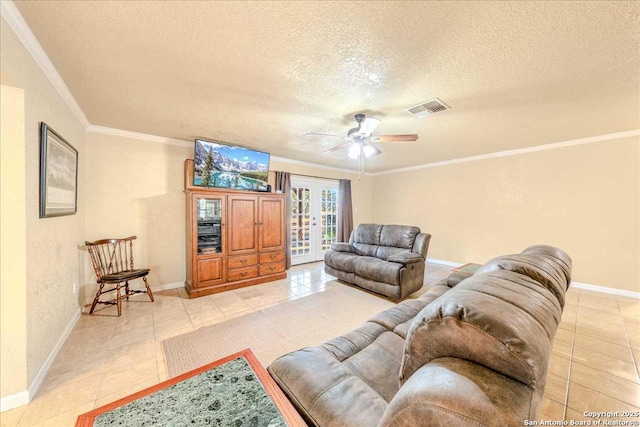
[
  {"x1": 380, "y1": 225, "x2": 420, "y2": 249},
  {"x1": 475, "y1": 244, "x2": 572, "y2": 308},
  {"x1": 400, "y1": 247, "x2": 570, "y2": 388},
  {"x1": 373, "y1": 225, "x2": 420, "y2": 260},
  {"x1": 350, "y1": 224, "x2": 382, "y2": 256}
]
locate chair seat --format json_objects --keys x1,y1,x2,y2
[{"x1": 99, "y1": 269, "x2": 150, "y2": 283}]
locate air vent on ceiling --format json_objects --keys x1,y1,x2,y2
[{"x1": 407, "y1": 98, "x2": 450, "y2": 118}]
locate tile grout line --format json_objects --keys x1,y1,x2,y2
[
  {"x1": 93, "y1": 319, "x2": 119, "y2": 409},
  {"x1": 615, "y1": 296, "x2": 640, "y2": 384},
  {"x1": 562, "y1": 290, "x2": 579, "y2": 420}
]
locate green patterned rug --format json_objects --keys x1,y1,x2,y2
[{"x1": 94, "y1": 357, "x2": 286, "y2": 427}]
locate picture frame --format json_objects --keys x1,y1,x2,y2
[{"x1": 39, "y1": 122, "x2": 78, "y2": 218}]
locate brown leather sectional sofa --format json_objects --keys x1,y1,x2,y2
[
  {"x1": 324, "y1": 224, "x2": 431, "y2": 300},
  {"x1": 268, "y1": 245, "x2": 572, "y2": 426}
]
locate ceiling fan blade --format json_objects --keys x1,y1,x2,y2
[
  {"x1": 359, "y1": 117, "x2": 381, "y2": 137},
  {"x1": 369, "y1": 134, "x2": 419, "y2": 143},
  {"x1": 305, "y1": 133, "x2": 348, "y2": 140},
  {"x1": 323, "y1": 142, "x2": 353, "y2": 154}
]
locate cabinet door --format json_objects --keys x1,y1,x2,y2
[
  {"x1": 227, "y1": 195, "x2": 258, "y2": 255},
  {"x1": 197, "y1": 258, "x2": 224, "y2": 286},
  {"x1": 259, "y1": 196, "x2": 285, "y2": 252},
  {"x1": 191, "y1": 194, "x2": 226, "y2": 287},
  {"x1": 193, "y1": 195, "x2": 225, "y2": 256}
]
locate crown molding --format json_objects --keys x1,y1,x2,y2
[
  {"x1": 1, "y1": 0, "x2": 90, "y2": 129},
  {"x1": 373, "y1": 129, "x2": 640, "y2": 176},
  {"x1": 87, "y1": 125, "x2": 192, "y2": 147},
  {"x1": 270, "y1": 155, "x2": 363, "y2": 175},
  {"x1": 87, "y1": 125, "x2": 363, "y2": 174},
  {"x1": 4, "y1": 0, "x2": 637, "y2": 176}
]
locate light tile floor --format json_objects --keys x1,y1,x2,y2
[{"x1": 1, "y1": 262, "x2": 638, "y2": 426}]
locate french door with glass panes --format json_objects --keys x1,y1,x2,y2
[{"x1": 290, "y1": 178, "x2": 339, "y2": 265}]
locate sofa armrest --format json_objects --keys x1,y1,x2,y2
[
  {"x1": 445, "y1": 270, "x2": 474, "y2": 287},
  {"x1": 388, "y1": 252, "x2": 423, "y2": 265},
  {"x1": 331, "y1": 242, "x2": 355, "y2": 253},
  {"x1": 412, "y1": 233, "x2": 431, "y2": 259},
  {"x1": 378, "y1": 358, "x2": 533, "y2": 426}
]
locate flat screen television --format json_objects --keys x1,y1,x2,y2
[{"x1": 193, "y1": 138, "x2": 270, "y2": 192}]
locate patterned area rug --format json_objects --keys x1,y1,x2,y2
[
  {"x1": 162, "y1": 285, "x2": 394, "y2": 378},
  {"x1": 94, "y1": 356, "x2": 284, "y2": 427}
]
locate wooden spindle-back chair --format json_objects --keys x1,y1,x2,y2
[{"x1": 85, "y1": 236, "x2": 154, "y2": 316}]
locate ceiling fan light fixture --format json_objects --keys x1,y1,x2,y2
[
  {"x1": 348, "y1": 144, "x2": 361, "y2": 159},
  {"x1": 359, "y1": 117, "x2": 381, "y2": 136},
  {"x1": 362, "y1": 145, "x2": 376, "y2": 158}
]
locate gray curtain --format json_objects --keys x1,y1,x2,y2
[
  {"x1": 338, "y1": 179, "x2": 353, "y2": 243},
  {"x1": 274, "y1": 171, "x2": 292, "y2": 269}
]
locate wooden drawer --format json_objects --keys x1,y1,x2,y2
[
  {"x1": 260, "y1": 261, "x2": 285, "y2": 276},
  {"x1": 227, "y1": 254, "x2": 258, "y2": 269},
  {"x1": 259, "y1": 251, "x2": 285, "y2": 264},
  {"x1": 227, "y1": 266, "x2": 258, "y2": 282}
]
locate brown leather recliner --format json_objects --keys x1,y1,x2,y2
[
  {"x1": 268, "y1": 245, "x2": 572, "y2": 426},
  {"x1": 324, "y1": 224, "x2": 431, "y2": 300}
]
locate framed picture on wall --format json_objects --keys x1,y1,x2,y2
[{"x1": 39, "y1": 122, "x2": 78, "y2": 218}]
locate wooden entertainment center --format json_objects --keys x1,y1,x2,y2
[{"x1": 184, "y1": 160, "x2": 286, "y2": 298}]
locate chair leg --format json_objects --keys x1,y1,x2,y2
[
  {"x1": 116, "y1": 283, "x2": 122, "y2": 317},
  {"x1": 90, "y1": 283, "x2": 104, "y2": 314},
  {"x1": 125, "y1": 281, "x2": 130, "y2": 299},
  {"x1": 143, "y1": 276, "x2": 154, "y2": 302}
]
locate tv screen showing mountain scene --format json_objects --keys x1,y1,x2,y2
[{"x1": 193, "y1": 139, "x2": 270, "y2": 191}]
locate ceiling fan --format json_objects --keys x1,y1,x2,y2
[{"x1": 306, "y1": 114, "x2": 418, "y2": 161}]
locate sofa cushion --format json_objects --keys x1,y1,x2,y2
[
  {"x1": 375, "y1": 246, "x2": 411, "y2": 261},
  {"x1": 324, "y1": 250, "x2": 359, "y2": 272},
  {"x1": 342, "y1": 331, "x2": 405, "y2": 403},
  {"x1": 354, "y1": 243, "x2": 379, "y2": 257},
  {"x1": 353, "y1": 257, "x2": 403, "y2": 286},
  {"x1": 522, "y1": 244, "x2": 572, "y2": 289},
  {"x1": 475, "y1": 244, "x2": 571, "y2": 307},
  {"x1": 352, "y1": 224, "x2": 383, "y2": 245},
  {"x1": 268, "y1": 347, "x2": 388, "y2": 427},
  {"x1": 323, "y1": 322, "x2": 389, "y2": 362},
  {"x1": 392, "y1": 283, "x2": 454, "y2": 339},
  {"x1": 379, "y1": 225, "x2": 420, "y2": 249},
  {"x1": 368, "y1": 299, "x2": 431, "y2": 332},
  {"x1": 400, "y1": 268, "x2": 563, "y2": 387}
]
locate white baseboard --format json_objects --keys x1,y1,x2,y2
[
  {"x1": 571, "y1": 281, "x2": 640, "y2": 299},
  {"x1": 154, "y1": 281, "x2": 183, "y2": 292},
  {"x1": 426, "y1": 258, "x2": 462, "y2": 267},
  {"x1": 1, "y1": 308, "x2": 81, "y2": 413},
  {"x1": 0, "y1": 390, "x2": 29, "y2": 413},
  {"x1": 27, "y1": 309, "x2": 81, "y2": 401},
  {"x1": 426, "y1": 258, "x2": 639, "y2": 299}
]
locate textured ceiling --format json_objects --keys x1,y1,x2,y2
[{"x1": 14, "y1": 1, "x2": 640, "y2": 172}]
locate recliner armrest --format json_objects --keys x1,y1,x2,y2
[
  {"x1": 331, "y1": 242, "x2": 355, "y2": 253},
  {"x1": 387, "y1": 252, "x2": 423, "y2": 265}
]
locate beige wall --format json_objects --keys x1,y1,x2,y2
[
  {"x1": 84, "y1": 133, "x2": 191, "y2": 295},
  {"x1": 1, "y1": 85, "x2": 28, "y2": 398},
  {"x1": 372, "y1": 137, "x2": 640, "y2": 292},
  {"x1": 84, "y1": 135, "x2": 373, "y2": 296},
  {"x1": 1, "y1": 17, "x2": 87, "y2": 386}
]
